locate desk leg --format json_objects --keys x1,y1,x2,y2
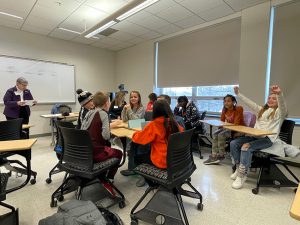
[
  {"x1": 51, "y1": 122, "x2": 55, "y2": 146},
  {"x1": 118, "y1": 137, "x2": 127, "y2": 167},
  {"x1": 6, "y1": 150, "x2": 32, "y2": 194},
  {"x1": 209, "y1": 125, "x2": 213, "y2": 138}
]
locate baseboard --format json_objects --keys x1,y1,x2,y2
[{"x1": 30, "y1": 133, "x2": 52, "y2": 138}]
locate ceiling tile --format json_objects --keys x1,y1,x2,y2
[
  {"x1": 21, "y1": 24, "x2": 52, "y2": 35},
  {"x1": 49, "y1": 28, "x2": 80, "y2": 40},
  {"x1": 126, "y1": 36, "x2": 145, "y2": 44},
  {"x1": 112, "y1": 20, "x2": 149, "y2": 36},
  {"x1": 0, "y1": 18, "x2": 22, "y2": 29},
  {"x1": 71, "y1": 36, "x2": 99, "y2": 45},
  {"x1": 174, "y1": 15, "x2": 205, "y2": 28},
  {"x1": 145, "y1": 0, "x2": 176, "y2": 14},
  {"x1": 59, "y1": 4, "x2": 108, "y2": 32},
  {"x1": 24, "y1": 15, "x2": 59, "y2": 31},
  {"x1": 96, "y1": 37, "x2": 123, "y2": 46},
  {"x1": 109, "y1": 30, "x2": 137, "y2": 42},
  {"x1": 91, "y1": 41, "x2": 112, "y2": 48},
  {"x1": 224, "y1": 0, "x2": 268, "y2": 12},
  {"x1": 138, "y1": 30, "x2": 162, "y2": 39},
  {"x1": 154, "y1": 23, "x2": 182, "y2": 35},
  {"x1": 155, "y1": 4, "x2": 194, "y2": 23},
  {"x1": 85, "y1": 0, "x2": 131, "y2": 14},
  {"x1": 129, "y1": 13, "x2": 170, "y2": 30},
  {"x1": 178, "y1": 0, "x2": 225, "y2": 15},
  {"x1": 108, "y1": 46, "x2": 124, "y2": 51},
  {"x1": 126, "y1": 10, "x2": 153, "y2": 23},
  {"x1": 198, "y1": 3, "x2": 234, "y2": 21},
  {"x1": 0, "y1": 0, "x2": 36, "y2": 18}
]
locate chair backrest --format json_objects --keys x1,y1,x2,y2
[
  {"x1": 243, "y1": 111, "x2": 256, "y2": 128},
  {"x1": 144, "y1": 111, "x2": 153, "y2": 121},
  {"x1": 55, "y1": 120, "x2": 75, "y2": 153},
  {"x1": 279, "y1": 119, "x2": 295, "y2": 145},
  {"x1": 59, "y1": 127, "x2": 94, "y2": 171},
  {"x1": 166, "y1": 129, "x2": 196, "y2": 185},
  {"x1": 0, "y1": 119, "x2": 23, "y2": 141},
  {"x1": 200, "y1": 111, "x2": 207, "y2": 120}
]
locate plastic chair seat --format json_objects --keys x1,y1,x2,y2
[{"x1": 134, "y1": 164, "x2": 168, "y2": 183}]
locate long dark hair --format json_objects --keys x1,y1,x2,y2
[
  {"x1": 223, "y1": 94, "x2": 237, "y2": 112},
  {"x1": 153, "y1": 100, "x2": 180, "y2": 140}
]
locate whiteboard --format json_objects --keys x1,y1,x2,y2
[{"x1": 0, "y1": 55, "x2": 76, "y2": 104}]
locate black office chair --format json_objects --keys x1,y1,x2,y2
[
  {"x1": 196, "y1": 111, "x2": 210, "y2": 159},
  {"x1": 0, "y1": 172, "x2": 19, "y2": 225},
  {"x1": 0, "y1": 119, "x2": 37, "y2": 185},
  {"x1": 50, "y1": 127, "x2": 125, "y2": 209},
  {"x1": 45, "y1": 120, "x2": 75, "y2": 184},
  {"x1": 131, "y1": 129, "x2": 203, "y2": 225},
  {"x1": 251, "y1": 119, "x2": 299, "y2": 194},
  {"x1": 144, "y1": 111, "x2": 153, "y2": 121}
]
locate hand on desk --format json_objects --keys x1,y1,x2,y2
[{"x1": 110, "y1": 119, "x2": 123, "y2": 129}]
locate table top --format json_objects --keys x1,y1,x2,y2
[
  {"x1": 0, "y1": 138, "x2": 37, "y2": 152},
  {"x1": 41, "y1": 112, "x2": 79, "y2": 118},
  {"x1": 290, "y1": 184, "x2": 300, "y2": 221},
  {"x1": 115, "y1": 122, "x2": 141, "y2": 131},
  {"x1": 200, "y1": 119, "x2": 235, "y2": 127},
  {"x1": 111, "y1": 128, "x2": 136, "y2": 139},
  {"x1": 224, "y1": 125, "x2": 276, "y2": 136},
  {"x1": 22, "y1": 124, "x2": 34, "y2": 129}
]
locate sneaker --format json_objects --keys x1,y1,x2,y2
[
  {"x1": 230, "y1": 170, "x2": 239, "y2": 180},
  {"x1": 203, "y1": 155, "x2": 220, "y2": 165},
  {"x1": 120, "y1": 169, "x2": 135, "y2": 176},
  {"x1": 136, "y1": 176, "x2": 146, "y2": 187},
  {"x1": 232, "y1": 176, "x2": 247, "y2": 189},
  {"x1": 100, "y1": 179, "x2": 116, "y2": 196},
  {"x1": 217, "y1": 155, "x2": 225, "y2": 161}
]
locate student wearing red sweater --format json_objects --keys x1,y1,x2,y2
[{"x1": 204, "y1": 94, "x2": 244, "y2": 165}]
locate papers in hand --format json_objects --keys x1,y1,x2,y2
[{"x1": 25, "y1": 100, "x2": 35, "y2": 106}]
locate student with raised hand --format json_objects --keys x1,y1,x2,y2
[
  {"x1": 230, "y1": 85, "x2": 287, "y2": 189},
  {"x1": 204, "y1": 95, "x2": 244, "y2": 165},
  {"x1": 81, "y1": 92, "x2": 122, "y2": 196},
  {"x1": 146, "y1": 93, "x2": 157, "y2": 111},
  {"x1": 109, "y1": 91, "x2": 127, "y2": 120},
  {"x1": 76, "y1": 89, "x2": 94, "y2": 129},
  {"x1": 121, "y1": 91, "x2": 145, "y2": 122}
]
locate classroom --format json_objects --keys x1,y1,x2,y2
[{"x1": 0, "y1": 0, "x2": 300, "y2": 224}]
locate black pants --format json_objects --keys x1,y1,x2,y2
[
  {"x1": 131, "y1": 143, "x2": 153, "y2": 167},
  {"x1": 6, "y1": 107, "x2": 30, "y2": 139}
]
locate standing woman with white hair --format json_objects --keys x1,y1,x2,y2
[{"x1": 3, "y1": 77, "x2": 37, "y2": 127}]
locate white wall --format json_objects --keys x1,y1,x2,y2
[
  {"x1": 114, "y1": 0, "x2": 300, "y2": 146},
  {"x1": 115, "y1": 41, "x2": 154, "y2": 106},
  {"x1": 0, "y1": 26, "x2": 115, "y2": 135}
]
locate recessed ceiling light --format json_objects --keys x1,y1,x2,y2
[{"x1": 0, "y1": 11, "x2": 23, "y2": 20}]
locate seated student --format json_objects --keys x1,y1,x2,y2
[
  {"x1": 81, "y1": 92, "x2": 123, "y2": 195},
  {"x1": 146, "y1": 93, "x2": 157, "y2": 111},
  {"x1": 109, "y1": 91, "x2": 127, "y2": 120},
  {"x1": 230, "y1": 85, "x2": 287, "y2": 189},
  {"x1": 204, "y1": 95, "x2": 244, "y2": 165},
  {"x1": 76, "y1": 89, "x2": 94, "y2": 129},
  {"x1": 158, "y1": 94, "x2": 185, "y2": 129},
  {"x1": 132, "y1": 99, "x2": 184, "y2": 173},
  {"x1": 174, "y1": 96, "x2": 202, "y2": 132},
  {"x1": 121, "y1": 91, "x2": 145, "y2": 122},
  {"x1": 120, "y1": 91, "x2": 145, "y2": 176}
]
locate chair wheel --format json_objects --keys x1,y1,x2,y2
[
  {"x1": 252, "y1": 188, "x2": 259, "y2": 195},
  {"x1": 294, "y1": 188, "x2": 297, "y2": 193},
  {"x1": 131, "y1": 218, "x2": 138, "y2": 225},
  {"x1": 197, "y1": 203, "x2": 203, "y2": 211},
  {"x1": 46, "y1": 178, "x2": 52, "y2": 184},
  {"x1": 119, "y1": 201, "x2": 126, "y2": 208},
  {"x1": 58, "y1": 195, "x2": 64, "y2": 202},
  {"x1": 50, "y1": 200, "x2": 57, "y2": 208},
  {"x1": 30, "y1": 179, "x2": 36, "y2": 185}
]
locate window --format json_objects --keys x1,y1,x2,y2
[{"x1": 156, "y1": 85, "x2": 237, "y2": 113}]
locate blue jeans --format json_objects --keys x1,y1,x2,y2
[{"x1": 230, "y1": 136, "x2": 272, "y2": 171}]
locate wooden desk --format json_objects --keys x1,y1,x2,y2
[
  {"x1": 111, "y1": 128, "x2": 136, "y2": 139},
  {"x1": 290, "y1": 184, "x2": 300, "y2": 221},
  {"x1": 41, "y1": 113, "x2": 78, "y2": 146},
  {"x1": 115, "y1": 122, "x2": 141, "y2": 131},
  {"x1": 0, "y1": 138, "x2": 37, "y2": 193},
  {"x1": 200, "y1": 119, "x2": 235, "y2": 137},
  {"x1": 22, "y1": 124, "x2": 34, "y2": 129},
  {"x1": 223, "y1": 125, "x2": 276, "y2": 136},
  {"x1": 0, "y1": 138, "x2": 37, "y2": 152}
]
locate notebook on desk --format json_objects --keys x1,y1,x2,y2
[
  {"x1": 141, "y1": 121, "x2": 150, "y2": 130},
  {"x1": 128, "y1": 119, "x2": 146, "y2": 130}
]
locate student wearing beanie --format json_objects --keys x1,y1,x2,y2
[{"x1": 76, "y1": 89, "x2": 94, "y2": 129}]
